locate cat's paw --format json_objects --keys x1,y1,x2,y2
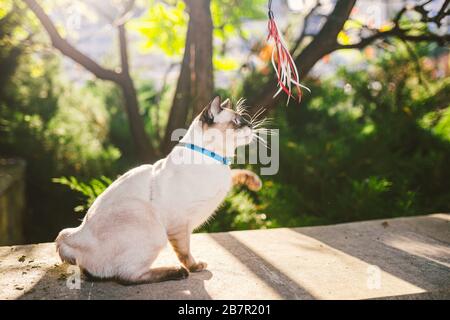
[
  {"x1": 246, "y1": 173, "x2": 262, "y2": 191},
  {"x1": 189, "y1": 261, "x2": 208, "y2": 272},
  {"x1": 232, "y1": 169, "x2": 262, "y2": 191},
  {"x1": 176, "y1": 266, "x2": 190, "y2": 279}
]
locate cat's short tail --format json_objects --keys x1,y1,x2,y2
[{"x1": 55, "y1": 228, "x2": 78, "y2": 265}]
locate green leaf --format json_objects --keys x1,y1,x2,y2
[
  {"x1": 213, "y1": 56, "x2": 239, "y2": 71},
  {"x1": 129, "y1": 1, "x2": 187, "y2": 57}
]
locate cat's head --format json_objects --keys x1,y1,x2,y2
[{"x1": 194, "y1": 96, "x2": 254, "y2": 155}]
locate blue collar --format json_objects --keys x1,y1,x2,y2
[{"x1": 179, "y1": 143, "x2": 232, "y2": 165}]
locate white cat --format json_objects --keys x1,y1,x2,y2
[{"x1": 56, "y1": 96, "x2": 263, "y2": 284}]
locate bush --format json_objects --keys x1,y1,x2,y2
[
  {"x1": 0, "y1": 37, "x2": 121, "y2": 242},
  {"x1": 207, "y1": 41, "x2": 450, "y2": 230}
]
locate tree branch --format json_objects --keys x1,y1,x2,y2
[
  {"x1": 23, "y1": 0, "x2": 121, "y2": 83},
  {"x1": 118, "y1": 24, "x2": 129, "y2": 77},
  {"x1": 337, "y1": 29, "x2": 450, "y2": 50},
  {"x1": 337, "y1": 0, "x2": 450, "y2": 50},
  {"x1": 291, "y1": 0, "x2": 322, "y2": 54}
]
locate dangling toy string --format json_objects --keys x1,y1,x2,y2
[{"x1": 267, "y1": 0, "x2": 310, "y2": 104}]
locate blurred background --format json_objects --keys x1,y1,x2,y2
[{"x1": 0, "y1": 0, "x2": 449, "y2": 245}]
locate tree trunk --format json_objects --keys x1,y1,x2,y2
[
  {"x1": 162, "y1": 0, "x2": 213, "y2": 154},
  {"x1": 118, "y1": 24, "x2": 157, "y2": 162},
  {"x1": 187, "y1": 0, "x2": 214, "y2": 117},
  {"x1": 119, "y1": 74, "x2": 156, "y2": 163},
  {"x1": 162, "y1": 26, "x2": 192, "y2": 154}
]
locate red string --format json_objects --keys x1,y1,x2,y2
[{"x1": 267, "y1": 10, "x2": 308, "y2": 104}]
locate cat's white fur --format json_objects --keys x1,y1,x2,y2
[{"x1": 56, "y1": 97, "x2": 257, "y2": 283}]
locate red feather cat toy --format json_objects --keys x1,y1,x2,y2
[{"x1": 267, "y1": 0, "x2": 310, "y2": 104}]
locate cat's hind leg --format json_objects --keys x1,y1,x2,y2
[
  {"x1": 89, "y1": 201, "x2": 190, "y2": 285},
  {"x1": 116, "y1": 266, "x2": 189, "y2": 285},
  {"x1": 82, "y1": 251, "x2": 189, "y2": 285},
  {"x1": 73, "y1": 199, "x2": 189, "y2": 285},
  {"x1": 55, "y1": 227, "x2": 81, "y2": 265},
  {"x1": 113, "y1": 246, "x2": 189, "y2": 285}
]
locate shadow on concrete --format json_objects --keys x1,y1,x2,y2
[
  {"x1": 209, "y1": 232, "x2": 315, "y2": 299},
  {"x1": 369, "y1": 289, "x2": 450, "y2": 300},
  {"x1": 292, "y1": 216, "x2": 450, "y2": 293},
  {"x1": 17, "y1": 264, "x2": 214, "y2": 300},
  {"x1": 6, "y1": 214, "x2": 448, "y2": 299}
]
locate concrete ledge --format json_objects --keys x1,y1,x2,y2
[{"x1": 0, "y1": 214, "x2": 449, "y2": 300}]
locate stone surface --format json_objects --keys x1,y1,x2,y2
[{"x1": 0, "y1": 214, "x2": 449, "y2": 300}]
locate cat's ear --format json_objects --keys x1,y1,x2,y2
[
  {"x1": 200, "y1": 96, "x2": 222, "y2": 124},
  {"x1": 221, "y1": 98, "x2": 231, "y2": 109}
]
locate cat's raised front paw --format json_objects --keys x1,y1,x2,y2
[
  {"x1": 232, "y1": 169, "x2": 263, "y2": 191},
  {"x1": 246, "y1": 173, "x2": 262, "y2": 191}
]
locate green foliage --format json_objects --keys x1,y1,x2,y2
[
  {"x1": 0, "y1": 55, "x2": 121, "y2": 174},
  {"x1": 0, "y1": 2, "x2": 28, "y2": 89},
  {"x1": 85, "y1": 78, "x2": 172, "y2": 161},
  {"x1": 130, "y1": 0, "x2": 187, "y2": 56},
  {"x1": 205, "y1": 41, "x2": 450, "y2": 231},
  {"x1": 39, "y1": 40, "x2": 450, "y2": 235},
  {"x1": 133, "y1": 0, "x2": 266, "y2": 71},
  {"x1": 198, "y1": 187, "x2": 272, "y2": 232},
  {"x1": 211, "y1": 0, "x2": 266, "y2": 41},
  {"x1": 52, "y1": 176, "x2": 112, "y2": 213},
  {"x1": 0, "y1": 7, "x2": 122, "y2": 241}
]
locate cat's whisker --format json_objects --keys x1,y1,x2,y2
[
  {"x1": 252, "y1": 117, "x2": 274, "y2": 129},
  {"x1": 241, "y1": 111, "x2": 252, "y2": 119},
  {"x1": 234, "y1": 98, "x2": 254, "y2": 123},
  {"x1": 254, "y1": 128, "x2": 277, "y2": 136},
  {"x1": 235, "y1": 98, "x2": 247, "y2": 115},
  {"x1": 250, "y1": 107, "x2": 266, "y2": 124},
  {"x1": 252, "y1": 133, "x2": 271, "y2": 150},
  {"x1": 253, "y1": 119, "x2": 273, "y2": 127},
  {"x1": 257, "y1": 132, "x2": 277, "y2": 137},
  {"x1": 251, "y1": 111, "x2": 266, "y2": 124},
  {"x1": 256, "y1": 138, "x2": 271, "y2": 151},
  {"x1": 251, "y1": 117, "x2": 268, "y2": 127},
  {"x1": 253, "y1": 115, "x2": 273, "y2": 124},
  {"x1": 256, "y1": 123, "x2": 273, "y2": 128},
  {"x1": 254, "y1": 126, "x2": 275, "y2": 131}
]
